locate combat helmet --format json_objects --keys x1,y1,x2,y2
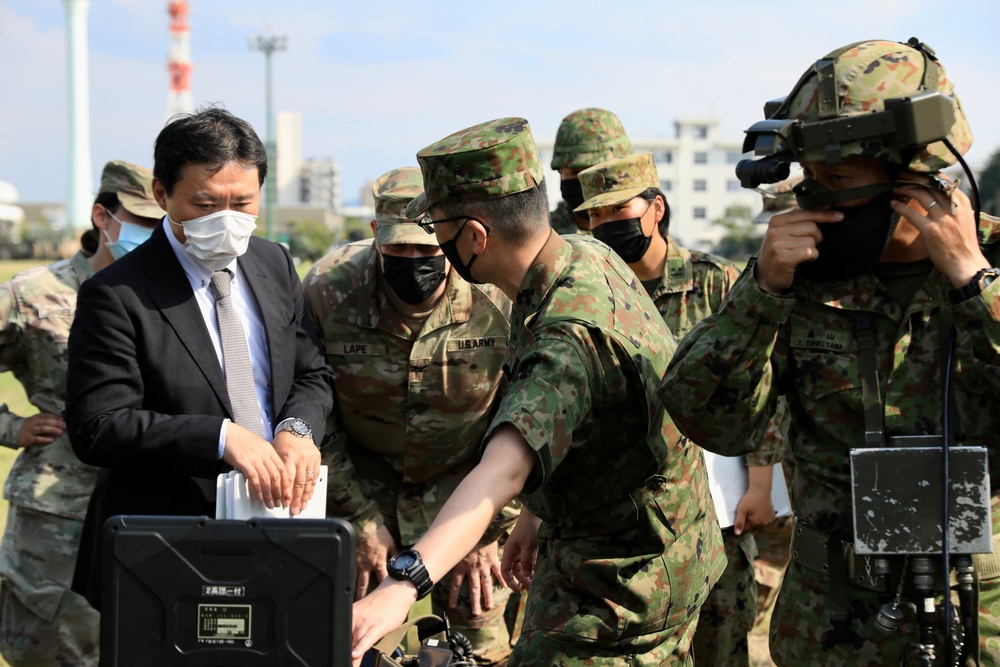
[
  {"x1": 748, "y1": 37, "x2": 972, "y2": 188},
  {"x1": 550, "y1": 108, "x2": 632, "y2": 170},
  {"x1": 777, "y1": 38, "x2": 971, "y2": 173}
]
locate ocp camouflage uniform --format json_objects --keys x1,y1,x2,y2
[
  {"x1": 304, "y1": 232, "x2": 516, "y2": 665},
  {"x1": 488, "y1": 231, "x2": 725, "y2": 665},
  {"x1": 648, "y1": 238, "x2": 788, "y2": 667},
  {"x1": 0, "y1": 252, "x2": 99, "y2": 667},
  {"x1": 661, "y1": 212, "x2": 1000, "y2": 664}
]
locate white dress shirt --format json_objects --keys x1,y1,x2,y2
[{"x1": 163, "y1": 218, "x2": 274, "y2": 454}]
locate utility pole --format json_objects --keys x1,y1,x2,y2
[{"x1": 249, "y1": 34, "x2": 286, "y2": 241}]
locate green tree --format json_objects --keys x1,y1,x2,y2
[
  {"x1": 711, "y1": 204, "x2": 762, "y2": 263},
  {"x1": 286, "y1": 219, "x2": 335, "y2": 262},
  {"x1": 979, "y1": 146, "x2": 1000, "y2": 215}
]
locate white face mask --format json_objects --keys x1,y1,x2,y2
[{"x1": 169, "y1": 210, "x2": 257, "y2": 271}]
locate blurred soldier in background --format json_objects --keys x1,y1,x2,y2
[
  {"x1": 0, "y1": 161, "x2": 162, "y2": 667},
  {"x1": 663, "y1": 39, "x2": 1000, "y2": 665},
  {"x1": 549, "y1": 108, "x2": 632, "y2": 235},
  {"x1": 304, "y1": 167, "x2": 515, "y2": 665},
  {"x1": 576, "y1": 152, "x2": 787, "y2": 667}
]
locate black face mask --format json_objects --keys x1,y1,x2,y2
[
  {"x1": 795, "y1": 190, "x2": 899, "y2": 282},
  {"x1": 381, "y1": 254, "x2": 447, "y2": 305},
  {"x1": 438, "y1": 219, "x2": 483, "y2": 285},
  {"x1": 560, "y1": 178, "x2": 585, "y2": 212},
  {"x1": 592, "y1": 212, "x2": 653, "y2": 264}
]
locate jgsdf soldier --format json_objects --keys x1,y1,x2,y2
[
  {"x1": 350, "y1": 118, "x2": 723, "y2": 666},
  {"x1": 0, "y1": 161, "x2": 163, "y2": 666},
  {"x1": 303, "y1": 167, "x2": 516, "y2": 665},
  {"x1": 576, "y1": 151, "x2": 787, "y2": 667},
  {"x1": 663, "y1": 39, "x2": 1000, "y2": 665},
  {"x1": 549, "y1": 108, "x2": 632, "y2": 235}
]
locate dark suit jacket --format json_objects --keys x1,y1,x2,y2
[{"x1": 66, "y1": 225, "x2": 334, "y2": 609}]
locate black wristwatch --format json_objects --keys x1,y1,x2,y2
[
  {"x1": 387, "y1": 549, "x2": 433, "y2": 600},
  {"x1": 948, "y1": 267, "x2": 1000, "y2": 304},
  {"x1": 275, "y1": 417, "x2": 313, "y2": 440}
]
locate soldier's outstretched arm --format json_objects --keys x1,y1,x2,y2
[{"x1": 350, "y1": 424, "x2": 534, "y2": 665}]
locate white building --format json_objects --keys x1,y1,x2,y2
[
  {"x1": 538, "y1": 118, "x2": 761, "y2": 250},
  {"x1": 299, "y1": 158, "x2": 342, "y2": 214}
]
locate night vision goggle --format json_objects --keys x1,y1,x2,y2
[{"x1": 736, "y1": 90, "x2": 956, "y2": 190}]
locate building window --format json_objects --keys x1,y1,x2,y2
[
  {"x1": 694, "y1": 179, "x2": 707, "y2": 192},
  {"x1": 694, "y1": 207, "x2": 707, "y2": 219},
  {"x1": 727, "y1": 180, "x2": 741, "y2": 191},
  {"x1": 660, "y1": 179, "x2": 672, "y2": 191},
  {"x1": 726, "y1": 151, "x2": 742, "y2": 164},
  {"x1": 694, "y1": 126, "x2": 708, "y2": 138},
  {"x1": 694, "y1": 152, "x2": 708, "y2": 164},
  {"x1": 661, "y1": 151, "x2": 673, "y2": 164}
]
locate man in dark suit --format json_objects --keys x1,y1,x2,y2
[{"x1": 66, "y1": 108, "x2": 334, "y2": 610}]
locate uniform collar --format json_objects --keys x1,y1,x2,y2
[
  {"x1": 70, "y1": 250, "x2": 95, "y2": 283},
  {"x1": 648, "y1": 237, "x2": 693, "y2": 300},
  {"x1": 513, "y1": 230, "x2": 571, "y2": 319}
]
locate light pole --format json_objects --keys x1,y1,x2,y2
[{"x1": 249, "y1": 34, "x2": 286, "y2": 241}]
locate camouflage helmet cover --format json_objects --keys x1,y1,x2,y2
[
  {"x1": 550, "y1": 108, "x2": 633, "y2": 170},
  {"x1": 785, "y1": 39, "x2": 972, "y2": 172},
  {"x1": 98, "y1": 160, "x2": 165, "y2": 219},
  {"x1": 575, "y1": 153, "x2": 660, "y2": 212},
  {"x1": 372, "y1": 167, "x2": 437, "y2": 246},
  {"x1": 405, "y1": 117, "x2": 544, "y2": 219}
]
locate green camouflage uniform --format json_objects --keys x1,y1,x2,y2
[
  {"x1": 661, "y1": 227, "x2": 1000, "y2": 665},
  {"x1": 491, "y1": 232, "x2": 724, "y2": 666},
  {"x1": 404, "y1": 117, "x2": 724, "y2": 666},
  {"x1": 577, "y1": 152, "x2": 787, "y2": 666},
  {"x1": 304, "y1": 167, "x2": 516, "y2": 665},
  {"x1": 663, "y1": 39, "x2": 996, "y2": 666},
  {"x1": 652, "y1": 239, "x2": 787, "y2": 667},
  {"x1": 0, "y1": 252, "x2": 99, "y2": 667},
  {"x1": 549, "y1": 108, "x2": 632, "y2": 237}
]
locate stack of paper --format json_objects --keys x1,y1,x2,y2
[
  {"x1": 216, "y1": 466, "x2": 328, "y2": 520},
  {"x1": 702, "y1": 453, "x2": 792, "y2": 529}
]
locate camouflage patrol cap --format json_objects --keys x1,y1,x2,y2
[
  {"x1": 574, "y1": 153, "x2": 659, "y2": 212},
  {"x1": 404, "y1": 117, "x2": 544, "y2": 219},
  {"x1": 98, "y1": 160, "x2": 164, "y2": 219},
  {"x1": 551, "y1": 108, "x2": 632, "y2": 170},
  {"x1": 785, "y1": 39, "x2": 972, "y2": 172},
  {"x1": 373, "y1": 167, "x2": 437, "y2": 246}
]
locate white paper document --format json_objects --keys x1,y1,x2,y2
[
  {"x1": 216, "y1": 465, "x2": 328, "y2": 520},
  {"x1": 702, "y1": 453, "x2": 791, "y2": 529}
]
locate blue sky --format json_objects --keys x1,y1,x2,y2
[{"x1": 2, "y1": 0, "x2": 999, "y2": 205}]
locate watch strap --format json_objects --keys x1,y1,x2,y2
[
  {"x1": 388, "y1": 549, "x2": 434, "y2": 600},
  {"x1": 948, "y1": 267, "x2": 1000, "y2": 304}
]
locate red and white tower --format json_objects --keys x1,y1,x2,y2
[{"x1": 167, "y1": 1, "x2": 193, "y2": 119}]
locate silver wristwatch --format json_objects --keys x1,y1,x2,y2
[{"x1": 274, "y1": 417, "x2": 313, "y2": 440}]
